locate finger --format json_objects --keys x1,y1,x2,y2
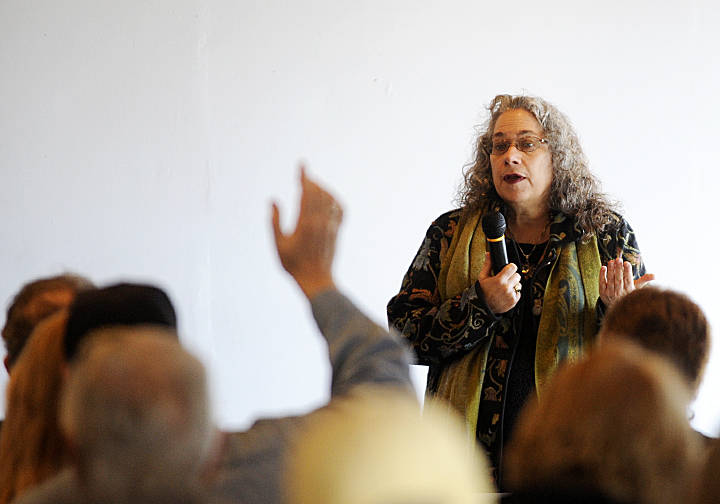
[
  {"x1": 498, "y1": 262, "x2": 518, "y2": 281},
  {"x1": 634, "y1": 273, "x2": 655, "y2": 289},
  {"x1": 598, "y1": 265, "x2": 608, "y2": 296},
  {"x1": 622, "y1": 261, "x2": 634, "y2": 292},
  {"x1": 612, "y1": 258, "x2": 623, "y2": 296},
  {"x1": 604, "y1": 261, "x2": 614, "y2": 298},
  {"x1": 478, "y1": 252, "x2": 492, "y2": 281},
  {"x1": 512, "y1": 281, "x2": 522, "y2": 296},
  {"x1": 334, "y1": 201, "x2": 344, "y2": 223},
  {"x1": 510, "y1": 272, "x2": 522, "y2": 286},
  {"x1": 301, "y1": 170, "x2": 335, "y2": 215},
  {"x1": 298, "y1": 167, "x2": 310, "y2": 222},
  {"x1": 299, "y1": 163, "x2": 308, "y2": 185},
  {"x1": 271, "y1": 202, "x2": 283, "y2": 245},
  {"x1": 512, "y1": 288, "x2": 522, "y2": 304},
  {"x1": 299, "y1": 170, "x2": 332, "y2": 223}
]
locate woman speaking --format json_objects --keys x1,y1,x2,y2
[{"x1": 387, "y1": 94, "x2": 653, "y2": 486}]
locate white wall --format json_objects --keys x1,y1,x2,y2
[{"x1": 1, "y1": 0, "x2": 719, "y2": 434}]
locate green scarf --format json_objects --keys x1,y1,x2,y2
[{"x1": 435, "y1": 208, "x2": 601, "y2": 436}]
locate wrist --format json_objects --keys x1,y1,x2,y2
[{"x1": 294, "y1": 274, "x2": 336, "y2": 300}]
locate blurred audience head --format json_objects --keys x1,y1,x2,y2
[
  {"x1": 64, "y1": 282, "x2": 177, "y2": 361},
  {"x1": 2, "y1": 273, "x2": 92, "y2": 371},
  {"x1": 693, "y1": 439, "x2": 720, "y2": 503},
  {"x1": 0, "y1": 311, "x2": 70, "y2": 504},
  {"x1": 60, "y1": 327, "x2": 215, "y2": 504},
  {"x1": 0, "y1": 281, "x2": 179, "y2": 504},
  {"x1": 286, "y1": 386, "x2": 496, "y2": 504},
  {"x1": 504, "y1": 340, "x2": 702, "y2": 504},
  {"x1": 600, "y1": 286, "x2": 710, "y2": 393}
]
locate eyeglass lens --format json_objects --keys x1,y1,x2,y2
[{"x1": 491, "y1": 136, "x2": 545, "y2": 155}]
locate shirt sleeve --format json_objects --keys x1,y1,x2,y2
[
  {"x1": 386, "y1": 211, "x2": 501, "y2": 366},
  {"x1": 311, "y1": 289, "x2": 414, "y2": 397},
  {"x1": 212, "y1": 289, "x2": 415, "y2": 504}
]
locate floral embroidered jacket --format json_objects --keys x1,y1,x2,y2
[{"x1": 387, "y1": 208, "x2": 646, "y2": 482}]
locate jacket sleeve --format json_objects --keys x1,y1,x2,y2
[
  {"x1": 386, "y1": 212, "x2": 501, "y2": 366},
  {"x1": 210, "y1": 290, "x2": 415, "y2": 504},
  {"x1": 311, "y1": 289, "x2": 414, "y2": 398}
]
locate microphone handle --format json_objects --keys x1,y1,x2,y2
[{"x1": 488, "y1": 237, "x2": 509, "y2": 276}]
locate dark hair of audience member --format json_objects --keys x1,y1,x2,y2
[
  {"x1": 63, "y1": 283, "x2": 177, "y2": 361},
  {"x1": 601, "y1": 286, "x2": 710, "y2": 391},
  {"x1": 504, "y1": 340, "x2": 702, "y2": 504},
  {"x1": 0, "y1": 311, "x2": 70, "y2": 504},
  {"x1": 2, "y1": 274, "x2": 92, "y2": 369}
]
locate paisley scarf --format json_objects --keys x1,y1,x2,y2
[{"x1": 435, "y1": 208, "x2": 601, "y2": 436}]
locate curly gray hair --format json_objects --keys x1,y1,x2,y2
[{"x1": 458, "y1": 94, "x2": 617, "y2": 235}]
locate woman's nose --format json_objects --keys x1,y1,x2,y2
[{"x1": 503, "y1": 145, "x2": 522, "y2": 164}]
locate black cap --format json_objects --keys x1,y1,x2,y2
[
  {"x1": 481, "y1": 211, "x2": 506, "y2": 240},
  {"x1": 64, "y1": 283, "x2": 177, "y2": 361}
]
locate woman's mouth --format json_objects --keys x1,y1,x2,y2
[{"x1": 503, "y1": 174, "x2": 526, "y2": 184}]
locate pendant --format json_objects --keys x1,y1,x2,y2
[
  {"x1": 521, "y1": 265, "x2": 530, "y2": 275},
  {"x1": 533, "y1": 298, "x2": 543, "y2": 316}
]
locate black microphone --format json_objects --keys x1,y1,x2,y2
[{"x1": 481, "y1": 212, "x2": 509, "y2": 276}]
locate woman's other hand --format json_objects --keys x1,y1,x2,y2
[
  {"x1": 599, "y1": 257, "x2": 655, "y2": 307},
  {"x1": 478, "y1": 253, "x2": 522, "y2": 314}
]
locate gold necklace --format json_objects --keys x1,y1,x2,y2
[
  {"x1": 516, "y1": 242, "x2": 539, "y2": 275},
  {"x1": 509, "y1": 219, "x2": 551, "y2": 275},
  {"x1": 514, "y1": 239, "x2": 552, "y2": 278}
]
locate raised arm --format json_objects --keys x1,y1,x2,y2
[
  {"x1": 272, "y1": 167, "x2": 413, "y2": 396},
  {"x1": 387, "y1": 211, "x2": 501, "y2": 367}
]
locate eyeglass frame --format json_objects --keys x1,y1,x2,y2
[{"x1": 485, "y1": 134, "x2": 550, "y2": 156}]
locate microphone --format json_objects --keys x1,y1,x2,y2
[{"x1": 481, "y1": 212, "x2": 509, "y2": 276}]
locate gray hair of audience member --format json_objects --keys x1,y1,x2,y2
[
  {"x1": 286, "y1": 386, "x2": 497, "y2": 504},
  {"x1": 59, "y1": 327, "x2": 215, "y2": 504},
  {"x1": 504, "y1": 340, "x2": 702, "y2": 504},
  {"x1": 600, "y1": 286, "x2": 710, "y2": 393}
]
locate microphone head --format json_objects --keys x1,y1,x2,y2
[{"x1": 481, "y1": 212, "x2": 506, "y2": 240}]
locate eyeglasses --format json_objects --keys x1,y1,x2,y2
[{"x1": 488, "y1": 135, "x2": 549, "y2": 155}]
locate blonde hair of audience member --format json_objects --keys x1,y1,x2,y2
[
  {"x1": 59, "y1": 327, "x2": 216, "y2": 504},
  {"x1": 504, "y1": 340, "x2": 702, "y2": 504},
  {"x1": 0, "y1": 311, "x2": 70, "y2": 504},
  {"x1": 600, "y1": 286, "x2": 710, "y2": 394},
  {"x1": 286, "y1": 386, "x2": 496, "y2": 504}
]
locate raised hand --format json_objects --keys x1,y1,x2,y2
[{"x1": 271, "y1": 166, "x2": 343, "y2": 299}]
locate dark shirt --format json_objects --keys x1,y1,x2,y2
[{"x1": 501, "y1": 240, "x2": 548, "y2": 448}]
